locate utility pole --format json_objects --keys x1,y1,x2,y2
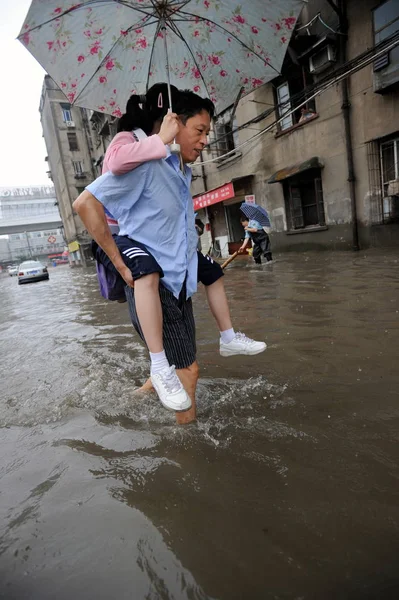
[{"x1": 25, "y1": 231, "x2": 33, "y2": 258}]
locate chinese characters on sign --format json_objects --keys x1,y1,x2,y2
[
  {"x1": 193, "y1": 183, "x2": 235, "y2": 211},
  {"x1": 0, "y1": 186, "x2": 55, "y2": 198},
  {"x1": 245, "y1": 194, "x2": 256, "y2": 204}
]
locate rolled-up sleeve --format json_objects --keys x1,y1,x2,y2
[{"x1": 86, "y1": 169, "x2": 147, "y2": 220}]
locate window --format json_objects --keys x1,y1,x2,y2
[
  {"x1": 72, "y1": 160, "x2": 83, "y2": 175},
  {"x1": 381, "y1": 137, "x2": 399, "y2": 183},
  {"x1": 274, "y1": 60, "x2": 317, "y2": 132},
  {"x1": 277, "y1": 83, "x2": 293, "y2": 131},
  {"x1": 284, "y1": 170, "x2": 325, "y2": 230},
  {"x1": 380, "y1": 136, "x2": 399, "y2": 221},
  {"x1": 374, "y1": 0, "x2": 399, "y2": 44},
  {"x1": 214, "y1": 117, "x2": 239, "y2": 157},
  {"x1": 67, "y1": 132, "x2": 79, "y2": 151},
  {"x1": 373, "y1": 0, "x2": 399, "y2": 89},
  {"x1": 61, "y1": 103, "x2": 72, "y2": 122}
]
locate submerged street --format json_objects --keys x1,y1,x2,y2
[{"x1": 1, "y1": 250, "x2": 399, "y2": 600}]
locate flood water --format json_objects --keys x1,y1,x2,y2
[{"x1": 1, "y1": 250, "x2": 399, "y2": 600}]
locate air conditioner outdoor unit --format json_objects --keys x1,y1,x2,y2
[
  {"x1": 309, "y1": 44, "x2": 336, "y2": 74},
  {"x1": 66, "y1": 120, "x2": 75, "y2": 128}
]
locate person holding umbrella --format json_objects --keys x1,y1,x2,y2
[
  {"x1": 100, "y1": 83, "x2": 266, "y2": 357},
  {"x1": 75, "y1": 89, "x2": 267, "y2": 425},
  {"x1": 239, "y1": 202, "x2": 273, "y2": 264}
]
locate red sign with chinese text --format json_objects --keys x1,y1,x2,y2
[{"x1": 193, "y1": 183, "x2": 235, "y2": 211}]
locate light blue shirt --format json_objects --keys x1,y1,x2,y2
[
  {"x1": 87, "y1": 149, "x2": 198, "y2": 299},
  {"x1": 245, "y1": 219, "x2": 263, "y2": 239}
]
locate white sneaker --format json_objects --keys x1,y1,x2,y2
[
  {"x1": 220, "y1": 332, "x2": 267, "y2": 357},
  {"x1": 151, "y1": 365, "x2": 191, "y2": 412}
]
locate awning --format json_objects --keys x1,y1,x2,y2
[{"x1": 268, "y1": 157, "x2": 323, "y2": 184}]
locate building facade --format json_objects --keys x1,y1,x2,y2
[
  {"x1": 191, "y1": 0, "x2": 399, "y2": 253},
  {"x1": 39, "y1": 76, "x2": 120, "y2": 263},
  {"x1": 39, "y1": 0, "x2": 398, "y2": 257},
  {"x1": 0, "y1": 185, "x2": 64, "y2": 264},
  {"x1": 39, "y1": 76, "x2": 97, "y2": 264}
]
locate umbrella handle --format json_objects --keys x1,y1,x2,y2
[
  {"x1": 221, "y1": 251, "x2": 239, "y2": 270},
  {"x1": 162, "y1": 24, "x2": 180, "y2": 155}
]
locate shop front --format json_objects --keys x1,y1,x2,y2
[{"x1": 193, "y1": 176, "x2": 254, "y2": 257}]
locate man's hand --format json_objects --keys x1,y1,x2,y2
[
  {"x1": 118, "y1": 264, "x2": 135, "y2": 288},
  {"x1": 238, "y1": 246, "x2": 246, "y2": 253},
  {"x1": 159, "y1": 112, "x2": 180, "y2": 145}
]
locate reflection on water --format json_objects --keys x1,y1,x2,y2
[{"x1": 1, "y1": 251, "x2": 399, "y2": 600}]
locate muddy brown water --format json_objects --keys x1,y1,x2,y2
[{"x1": 1, "y1": 250, "x2": 399, "y2": 600}]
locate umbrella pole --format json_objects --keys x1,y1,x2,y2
[{"x1": 162, "y1": 23, "x2": 180, "y2": 155}]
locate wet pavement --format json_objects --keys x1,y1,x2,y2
[{"x1": 1, "y1": 250, "x2": 399, "y2": 600}]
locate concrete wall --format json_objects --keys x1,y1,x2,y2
[{"x1": 346, "y1": 0, "x2": 399, "y2": 233}]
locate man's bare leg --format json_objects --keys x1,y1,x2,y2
[
  {"x1": 175, "y1": 361, "x2": 199, "y2": 424},
  {"x1": 137, "y1": 362, "x2": 198, "y2": 424},
  {"x1": 205, "y1": 278, "x2": 233, "y2": 332},
  {"x1": 138, "y1": 378, "x2": 154, "y2": 392}
]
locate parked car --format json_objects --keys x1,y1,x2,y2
[
  {"x1": 18, "y1": 260, "x2": 49, "y2": 284},
  {"x1": 8, "y1": 265, "x2": 19, "y2": 276}
]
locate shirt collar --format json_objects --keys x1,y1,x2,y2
[{"x1": 164, "y1": 147, "x2": 192, "y2": 184}]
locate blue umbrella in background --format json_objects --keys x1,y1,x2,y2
[{"x1": 240, "y1": 203, "x2": 271, "y2": 228}]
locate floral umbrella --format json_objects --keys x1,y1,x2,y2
[{"x1": 18, "y1": 0, "x2": 305, "y2": 117}]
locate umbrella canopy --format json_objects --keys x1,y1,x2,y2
[
  {"x1": 18, "y1": 0, "x2": 305, "y2": 117},
  {"x1": 240, "y1": 202, "x2": 271, "y2": 228}
]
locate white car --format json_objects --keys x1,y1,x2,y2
[
  {"x1": 18, "y1": 260, "x2": 49, "y2": 284},
  {"x1": 8, "y1": 265, "x2": 19, "y2": 276}
]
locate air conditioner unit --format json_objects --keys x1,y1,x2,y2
[
  {"x1": 66, "y1": 120, "x2": 75, "y2": 128},
  {"x1": 309, "y1": 44, "x2": 336, "y2": 74}
]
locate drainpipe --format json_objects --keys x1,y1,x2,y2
[
  {"x1": 333, "y1": 0, "x2": 360, "y2": 250},
  {"x1": 200, "y1": 154, "x2": 208, "y2": 193}
]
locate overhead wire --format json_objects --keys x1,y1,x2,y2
[{"x1": 193, "y1": 32, "x2": 399, "y2": 168}]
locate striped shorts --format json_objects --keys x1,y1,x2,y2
[{"x1": 125, "y1": 282, "x2": 196, "y2": 370}]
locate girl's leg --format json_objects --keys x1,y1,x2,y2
[
  {"x1": 134, "y1": 273, "x2": 163, "y2": 353},
  {"x1": 135, "y1": 273, "x2": 169, "y2": 374}
]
